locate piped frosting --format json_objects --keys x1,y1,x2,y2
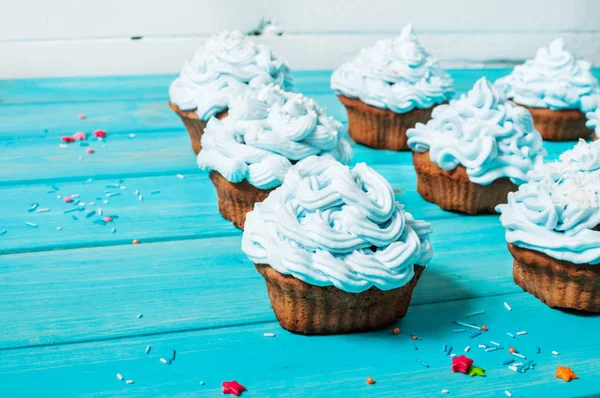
[
  {"x1": 407, "y1": 78, "x2": 546, "y2": 185},
  {"x1": 497, "y1": 140, "x2": 600, "y2": 265},
  {"x1": 169, "y1": 31, "x2": 292, "y2": 120},
  {"x1": 197, "y1": 85, "x2": 353, "y2": 190},
  {"x1": 495, "y1": 39, "x2": 599, "y2": 111},
  {"x1": 242, "y1": 156, "x2": 434, "y2": 292},
  {"x1": 330, "y1": 25, "x2": 454, "y2": 113}
]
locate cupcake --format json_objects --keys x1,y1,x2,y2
[
  {"x1": 197, "y1": 84, "x2": 353, "y2": 229},
  {"x1": 407, "y1": 78, "x2": 546, "y2": 214},
  {"x1": 169, "y1": 31, "x2": 292, "y2": 153},
  {"x1": 242, "y1": 156, "x2": 434, "y2": 334},
  {"x1": 496, "y1": 39, "x2": 598, "y2": 141},
  {"x1": 331, "y1": 24, "x2": 453, "y2": 151},
  {"x1": 497, "y1": 140, "x2": 600, "y2": 312}
]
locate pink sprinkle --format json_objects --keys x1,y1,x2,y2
[
  {"x1": 78, "y1": 114, "x2": 86, "y2": 120},
  {"x1": 72, "y1": 132, "x2": 87, "y2": 141},
  {"x1": 94, "y1": 130, "x2": 107, "y2": 138},
  {"x1": 61, "y1": 136, "x2": 75, "y2": 143},
  {"x1": 103, "y1": 216, "x2": 113, "y2": 223},
  {"x1": 86, "y1": 148, "x2": 95, "y2": 154},
  {"x1": 63, "y1": 196, "x2": 73, "y2": 203}
]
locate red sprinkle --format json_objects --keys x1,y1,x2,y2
[
  {"x1": 78, "y1": 114, "x2": 86, "y2": 120},
  {"x1": 103, "y1": 216, "x2": 113, "y2": 223},
  {"x1": 63, "y1": 197, "x2": 73, "y2": 203},
  {"x1": 86, "y1": 148, "x2": 95, "y2": 154},
  {"x1": 222, "y1": 381, "x2": 246, "y2": 396},
  {"x1": 73, "y1": 132, "x2": 87, "y2": 141},
  {"x1": 93, "y1": 130, "x2": 107, "y2": 138},
  {"x1": 61, "y1": 136, "x2": 75, "y2": 143}
]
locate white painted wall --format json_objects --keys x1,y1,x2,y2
[{"x1": 1, "y1": 0, "x2": 599, "y2": 78}]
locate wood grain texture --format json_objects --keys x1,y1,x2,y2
[
  {"x1": 0, "y1": 217, "x2": 519, "y2": 350},
  {"x1": 1, "y1": 293, "x2": 598, "y2": 397}
]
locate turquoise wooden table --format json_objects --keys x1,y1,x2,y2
[{"x1": 1, "y1": 69, "x2": 599, "y2": 398}]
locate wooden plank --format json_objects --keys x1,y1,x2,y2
[
  {"x1": 0, "y1": 216, "x2": 519, "y2": 350},
  {"x1": 1, "y1": 0, "x2": 597, "y2": 42},
  {"x1": 2, "y1": 33, "x2": 600, "y2": 79},
  {"x1": 1, "y1": 293, "x2": 598, "y2": 397}
]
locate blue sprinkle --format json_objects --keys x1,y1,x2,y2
[
  {"x1": 469, "y1": 332, "x2": 482, "y2": 339},
  {"x1": 106, "y1": 184, "x2": 120, "y2": 188},
  {"x1": 410, "y1": 342, "x2": 418, "y2": 350},
  {"x1": 106, "y1": 192, "x2": 121, "y2": 198},
  {"x1": 79, "y1": 142, "x2": 89, "y2": 146},
  {"x1": 150, "y1": 190, "x2": 161, "y2": 195},
  {"x1": 108, "y1": 215, "x2": 119, "y2": 219},
  {"x1": 137, "y1": 313, "x2": 143, "y2": 319},
  {"x1": 111, "y1": 228, "x2": 117, "y2": 234},
  {"x1": 503, "y1": 359, "x2": 515, "y2": 365},
  {"x1": 28, "y1": 203, "x2": 39, "y2": 212},
  {"x1": 537, "y1": 346, "x2": 541, "y2": 354},
  {"x1": 0, "y1": 229, "x2": 7, "y2": 236},
  {"x1": 517, "y1": 360, "x2": 534, "y2": 373},
  {"x1": 453, "y1": 329, "x2": 466, "y2": 333},
  {"x1": 415, "y1": 358, "x2": 429, "y2": 368},
  {"x1": 446, "y1": 346, "x2": 453, "y2": 355},
  {"x1": 145, "y1": 345, "x2": 152, "y2": 354},
  {"x1": 72, "y1": 199, "x2": 80, "y2": 205},
  {"x1": 443, "y1": 344, "x2": 447, "y2": 352},
  {"x1": 118, "y1": 179, "x2": 124, "y2": 184},
  {"x1": 46, "y1": 190, "x2": 55, "y2": 194},
  {"x1": 51, "y1": 184, "x2": 59, "y2": 191},
  {"x1": 86, "y1": 210, "x2": 96, "y2": 218},
  {"x1": 465, "y1": 311, "x2": 485, "y2": 317},
  {"x1": 93, "y1": 219, "x2": 107, "y2": 225},
  {"x1": 71, "y1": 215, "x2": 78, "y2": 221},
  {"x1": 172, "y1": 350, "x2": 176, "y2": 361}
]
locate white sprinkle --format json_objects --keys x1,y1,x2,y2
[
  {"x1": 441, "y1": 390, "x2": 449, "y2": 394},
  {"x1": 36, "y1": 208, "x2": 50, "y2": 213},
  {"x1": 78, "y1": 156, "x2": 83, "y2": 161},
  {"x1": 263, "y1": 333, "x2": 275, "y2": 337},
  {"x1": 517, "y1": 331, "x2": 527, "y2": 336},
  {"x1": 464, "y1": 346, "x2": 470, "y2": 352},
  {"x1": 505, "y1": 390, "x2": 513, "y2": 397},
  {"x1": 86, "y1": 178, "x2": 93, "y2": 183},
  {"x1": 478, "y1": 344, "x2": 487, "y2": 349},
  {"x1": 129, "y1": 133, "x2": 135, "y2": 138},
  {"x1": 513, "y1": 363, "x2": 523, "y2": 367},
  {"x1": 508, "y1": 365, "x2": 519, "y2": 372},
  {"x1": 177, "y1": 174, "x2": 185, "y2": 179},
  {"x1": 78, "y1": 202, "x2": 86, "y2": 206},
  {"x1": 59, "y1": 144, "x2": 68, "y2": 148},
  {"x1": 138, "y1": 195, "x2": 143, "y2": 201},
  {"x1": 504, "y1": 302, "x2": 512, "y2": 311},
  {"x1": 145, "y1": 345, "x2": 151, "y2": 354},
  {"x1": 512, "y1": 352, "x2": 526, "y2": 359},
  {"x1": 450, "y1": 353, "x2": 456, "y2": 357},
  {"x1": 116, "y1": 373, "x2": 124, "y2": 381},
  {"x1": 120, "y1": 186, "x2": 127, "y2": 190},
  {"x1": 71, "y1": 194, "x2": 80, "y2": 198},
  {"x1": 507, "y1": 332, "x2": 515, "y2": 338},
  {"x1": 491, "y1": 341, "x2": 501, "y2": 346},
  {"x1": 57, "y1": 195, "x2": 61, "y2": 199},
  {"x1": 160, "y1": 358, "x2": 168, "y2": 364},
  {"x1": 25, "y1": 222, "x2": 38, "y2": 228},
  {"x1": 56, "y1": 226, "x2": 62, "y2": 231},
  {"x1": 135, "y1": 190, "x2": 140, "y2": 196},
  {"x1": 552, "y1": 351, "x2": 559, "y2": 356},
  {"x1": 103, "y1": 200, "x2": 109, "y2": 204},
  {"x1": 126, "y1": 380, "x2": 134, "y2": 385},
  {"x1": 88, "y1": 202, "x2": 95, "y2": 206},
  {"x1": 97, "y1": 208, "x2": 103, "y2": 216}
]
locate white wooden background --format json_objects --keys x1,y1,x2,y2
[{"x1": 1, "y1": 0, "x2": 599, "y2": 78}]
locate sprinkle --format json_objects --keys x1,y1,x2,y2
[
  {"x1": 85, "y1": 210, "x2": 96, "y2": 218},
  {"x1": 464, "y1": 346, "x2": 470, "y2": 352},
  {"x1": 106, "y1": 184, "x2": 120, "y2": 188},
  {"x1": 78, "y1": 114, "x2": 86, "y2": 120},
  {"x1": 47, "y1": 190, "x2": 55, "y2": 194},
  {"x1": 78, "y1": 156, "x2": 83, "y2": 161},
  {"x1": 73, "y1": 132, "x2": 86, "y2": 140},
  {"x1": 509, "y1": 347, "x2": 515, "y2": 354},
  {"x1": 63, "y1": 197, "x2": 73, "y2": 203},
  {"x1": 61, "y1": 136, "x2": 75, "y2": 143},
  {"x1": 508, "y1": 365, "x2": 519, "y2": 372},
  {"x1": 116, "y1": 373, "x2": 124, "y2": 381},
  {"x1": 450, "y1": 353, "x2": 456, "y2": 357},
  {"x1": 28, "y1": 203, "x2": 39, "y2": 212},
  {"x1": 126, "y1": 380, "x2": 134, "y2": 385},
  {"x1": 106, "y1": 192, "x2": 121, "y2": 198},
  {"x1": 505, "y1": 390, "x2": 512, "y2": 397},
  {"x1": 64, "y1": 208, "x2": 80, "y2": 214},
  {"x1": 469, "y1": 332, "x2": 482, "y2": 338},
  {"x1": 56, "y1": 226, "x2": 62, "y2": 231},
  {"x1": 512, "y1": 352, "x2": 526, "y2": 359},
  {"x1": 504, "y1": 302, "x2": 512, "y2": 311},
  {"x1": 132, "y1": 239, "x2": 140, "y2": 244},
  {"x1": 0, "y1": 229, "x2": 6, "y2": 236},
  {"x1": 517, "y1": 360, "x2": 534, "y2": 373},
  {"x1": 150, "y1": 190, "x2": 160, "y2": 195},
  {"x1": 200, "y1": 381, "x2": 205, "y2": 386},
  {"x1": 366, "y1": 377, "x2": 375, "y2": 385},
  {"x1": 135, "y1": 190, "x2": 140, "y2": 196},
  {"x1": 491, "y1": 341, "x2": 501, "y2": 346},
  {"x1": 453, "y1": 321, "x2": 481, "y2": 330},
  {"x1": 137, "y1": 313, "x2": 143, "y2": 319},
  {"x1": 36, "y1": 208, "x2": 50, "y2": 213},
  {"x1": 97, "y1": 208, "x2": 103, "y2": 216},
  {"x1": 71, "y1": 215, "x2": 78, "y2": 220},
  {"x1": 446, "y1": 347, "x2": 453, "y2": 355},
  {"x1": 393, "y1": 327, "x2": 400, "y2": 335},
  {"x1": 410, "y1": 342, "x2": 418, "y2": 350},
  {"x1": 59, "y1": 144, "x2": 67, "y2": 148},
  {"x1": 517, "y1": 331, "x2": 527, "y2": 336},
  {"x1": 51, "y1": 184, "x2": 60, "y2": 191},
  {"x1": 264, "y1": 333, "x2": 276, "y2": 337},
  {"x1": 93, "y1": 220, "x2": 107, "y2": 225},
  {"x1": 86, "y1": 148, "x2": 95, "y2": 154},
  {"x1": 143, "y1": 345, "x2": 151, "y2": 354},
  {"x1": 160, "y1": 358, "x2": 168, "y2": 364},
  {"x1": 481, "y1": 325, "x2": 488, "y2": 332},
  {"x1": 503, "y1": 359, "x2": 515, "y2": 365},
  {"x1": 129, "y1": 133, "x2": 135, "y2": 138},
  {"x1": 486, "y1": 347, "x2": 498, "y2": 352},
  {"x1": 177, "y1": 174, "x2": 185, "y2": 179},
  {"x1": 104, "y1": 216, "x2": 113, "y2": 223},
  {"x1": 94, "y1": 130, "x2": 107, "y2": 138},
  {"x1": 172, "y1": 349, "x2": 176, "y2": 360},
  {"x1": 465, "y1": 311, "x2": 485, "y2": 317},
  {"x1": 79, "y1": 142, "x2": 89, "y2": 147},
  {"x1": 453, "y1": 329, "x2": 466, "y2": 333},
  {"x1": 415, "y1": 358, "x2": 429, "y2": 368},
  {"x1": 443, "y1": 344, "x2": 447, "y2": 352},
  {"x1": 537, "y1": 346, "x2": 541, "y2": 354},
  {"x1": 441, "y1": 390, "x2": 449, "y2": 394},
  {"x1": 552, "y1": 351, "x2": 559, "y2": 356},
  {"x1": 138, "y1": 195, "x2": 143, "y2": 201},
  {"x1": 25, "y1": 222, "x2": 38, "y2": 228},
  {"x1": 478, "y1": 344, "x2": 487, "y2": 349},
  {"x1": 507, "y1": 332, "x2": 515, "y2": 338},
  {"x1": 112, "y1": 228, "x2": 117, "y2": 234}
]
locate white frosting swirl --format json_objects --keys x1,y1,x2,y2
[
  {"x1": 582, "y1": 93, "x2": 600, "y2": 139},
  {"x1": 197, "y1": 85, "x2": 353, "y2": 190},
  {"x1": 496, "y1": 39, "x2": 599, "y2": 111},
  {"x1": 330, "y1": 25, "x2": 454, "y2": 113},
  {"x1": 497, "y1": 140, "x2": 600, "y2": 265},
  {"x1": 407, "y1": 77, "x2": 546, "y2": 185},
  {"x1": 169, "y1": 31, "x2": 292, "y2": 119},
  {"x1": 242, "y1": 156, "x2": 434, "y2": 293}
]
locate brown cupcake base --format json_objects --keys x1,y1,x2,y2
[
  {"x1": 412, "y1": 152, "x2": 517, "y2": 214},
  {"x1": 508, "y1": 244, "x2": 600, "y2": 312},
  {"x1": 255, "y1": 263, "x2": 425, "y2": 335},
  {"x1": 168, "y1": 102, "x2": 227, "y2": 154},
  {"x1": 519, "y1": 104, "x2": 593, "y2": 141},
  {"x1": 209, "y1": 171, "x2": 273, "y2": 230},
  {"x1": 338, "y1": 95, "x2": 436, "y2": 151}
]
